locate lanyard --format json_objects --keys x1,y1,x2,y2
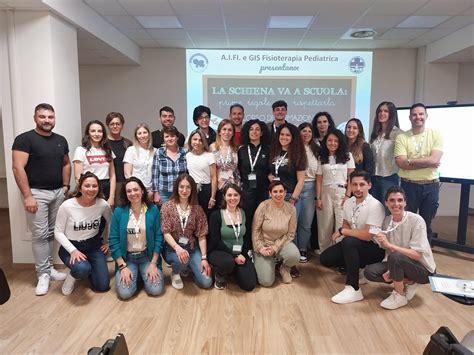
[
  {"x1": 129, "y1": 205, "x2": 145, "y2": 239},
  {"x1": 373, "y1": 136, "x2": 384, "y2": 155},
  {"x1": 225, "y1": 208, "x2": 241, "y2": 241},
  {"x1": 411, "y1": 133, "x2": 425, "y2": 157},
  {"x1": 384, "y1": 212, "x2": 408, "y2": 234},
  {"x1": 248, "y1": 145, "x2": 262, "y2": 173},
  {"x1": 177, "y1": 204, "x2": 190, "y2": 233},
  {"x1": 351, "y1": 198, "x2": 367, "y2": 229},
  {"x1": 219, "y1": 147, "x2": 232, "y2": 166},
  {"x1": 274, "y1": 152, "x2": 288, "y2": 176}
]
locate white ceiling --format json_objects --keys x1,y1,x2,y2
[{"x1": 1, "y1": 0, "x2": 473, "y2": 64}]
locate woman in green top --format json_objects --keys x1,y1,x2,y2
[{"x1": 208, "y1": 183, "x2": 257, "y2": 291}]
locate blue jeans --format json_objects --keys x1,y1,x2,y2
[
  {"x1": 115, "y1": 251, "x2": 164, "y2": 300},
  {"x1": 284, "y1": 192, "x2": 302, "y2": 218},
  {"x1": 159, "y1": 190, "x2": 172, "y2": 204},
  {"x1": 371, "y1": 174, "x2": 400, "y2": 207},
  {"x1": 58, "y1": 236, "x2": 109, "y2": 292},
  {"x1": 296, "y1": 181, "x2": 316, "y2": 251},
  {"x1": 401, "y1": 180, "x2": 439, "y2": 242},
  {"x1": 163, "y1": 245, "x2": 212, "y2": 289}
]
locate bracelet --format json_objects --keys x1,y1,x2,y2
[
  {"x1": 201, "y1": 254, "x2": 207, "y2": 260},
  {"x1": 338, "y1": 227, "x2": 344, "y2": 235}
]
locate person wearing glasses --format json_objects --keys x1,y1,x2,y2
[{"x1": 192, "y1": 105, "x2": 216, "y2": 146}]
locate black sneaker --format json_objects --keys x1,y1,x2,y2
[
  {"x1": 299, "y1": 251, "x2": 308, "y2": 263},
  {"x1": 214, "y1": 273, "x2": 227, "y2": 290}
]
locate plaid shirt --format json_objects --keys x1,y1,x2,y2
[{"x1": 152, "y1": 147, "x2": 187, "y2": 193}]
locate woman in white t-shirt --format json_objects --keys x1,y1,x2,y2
[
  {"x1": 316, "y1": 129, "x2": 355, "y2": 252},
  {"x1": 123, "y1": 123, "x2": 156, "y2": 202},
  {"x1": 186, "y1": 129, "x2": 217, "y2": 218},
  {"x1": 73, "y1": 120, "x2": 116, "y2": 206},
  {"x1": 54, "y1": 172, "x2": 112, "y2": 296}
]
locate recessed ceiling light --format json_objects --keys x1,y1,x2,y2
[
  {"x1": 341, "y1": 28, "x2": 376, "y2": 40},
  {"x1": 351, "y1": 30, "x2": 377, "y2": 38},
  {"x1": 135, "y1": 16, "x2": 182, "y2": 29},
  {"x1": 397, "y1": 16, "x2": 450, "y2": 28},
  {"x1": 268, "y1": 16, "x2": 313, "y2": 29}
]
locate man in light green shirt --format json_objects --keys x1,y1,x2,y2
[{"x1": 394, "y1": 103, "x2": 443, "y2": 243}]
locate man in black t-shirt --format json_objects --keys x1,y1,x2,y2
[
  {"x1": 151, "y1": 106, "x2": 185, "y2": 148},
  {"x1": 12, "y1": 103, "x2": 71, "y2": 296},
  {"x1": 267, "y1": 100, "x2": 288, "y2": 143}
]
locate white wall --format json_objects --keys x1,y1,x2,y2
[{"x1": 79, "y1": 48, "x2": 186, "y2": 135}]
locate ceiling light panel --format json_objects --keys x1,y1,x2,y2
[
  {"x1": 135, "y1": 16, "x2": 182, "y2": 28},
  {"x1": 396, "y1": 15, "x2": 451, "y2": 28},
  {"x1": 268, "y1": 16, "x2": 313, "y2": 28}
]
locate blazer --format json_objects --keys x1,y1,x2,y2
[{"x1": 109, "y1": 204, "x2": 163, "y2": 269}]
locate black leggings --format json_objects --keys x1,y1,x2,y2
[{"x1": 208, "y1": 250, "x2": 257, "y2": 291}]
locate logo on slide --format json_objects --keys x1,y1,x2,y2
[
  {"x1": 349, "y1": 56, "x2": 365, "y2": 74},
  {"x1": 189, "y1": 53, "x2": 209, "y2": 72}
]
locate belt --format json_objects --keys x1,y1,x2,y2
[
  {"x1": 401, "y1": 178, "x2": 439, "y2": 185},
  {"x1": 128, "y1": 250, "x2": 146, "y2": 256}
]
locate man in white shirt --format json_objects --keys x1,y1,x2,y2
[
  {"x1": 364, "y1": 186, "x2": 436, "y2": 310},
  {"x1": 320, "y1": 170, "x2": 385, "y2": 304}
]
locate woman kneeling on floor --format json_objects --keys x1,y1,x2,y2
[
  {"x1": 54, "y1": 172, "x2": 111, "y2": 295},
  {"x1": 109, "y1": 177, "x2": 164, "y2": 300},
  {"x1": 252, "y1": 180, "x2": 300, "y2": 287},
  {"x1": 160, "y1": 174, "x2": 213, "y2": 290},
  {"x1": 208, "y1": 183, "x2": 257, "y2": 291}
]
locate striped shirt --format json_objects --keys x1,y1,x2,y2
[{"x1": 152, "y1": 147, "x2": 187, "y2": 193}]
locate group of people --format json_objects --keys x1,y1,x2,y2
[{"x1": 11, "y1": 99, "x2": 441, "y2": 310}]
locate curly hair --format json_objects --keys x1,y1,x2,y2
[
  {"x1": 312, "y1": 111, "x2": 336, "y2": 140},
  {"x1": 319, "y1": 129, "x2": 350, "y2": 165},
  {"x1": 240, "y1": 119, "x2": 270, "y2": 146},
  {"x1": 269, "y1": 123, "x2": 306, "y2": 170}
]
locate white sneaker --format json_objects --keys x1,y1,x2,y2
[
  {"x1": 359, "y1": 269, "x2": 368, "y2": 285},
  {"x1": 405, "y1": 283, "x2": 420, "y2": 301},
  {"x1": 331, "y1": 285, "x2": 364, "y2": 304},
  {"x1": 62, "y1": 272, "x2": 76, "y2": 296},
  {"x1": 35, "y1": 273, "x2": 50, "y2": 296},
  {"x1": 380, "y1": 290, "x2": 408, "y2": 310},
  {"x1": 50, "y1": 268, "x2": 67, "y2": 281},
  {"x1": 171, "y1": 273, "x2": 184, "y2": 290}
]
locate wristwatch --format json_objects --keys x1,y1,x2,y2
[
  {"x1": 201, "y1": 255, "x2": 207, "y2": 261},
  {"x1": 406, "y1": 159, "x2": 411, "y2": 166},
  {"x1": 119, "y1": 262, "x2": 127, "y2": 270}
]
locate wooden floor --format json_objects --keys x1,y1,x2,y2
[{"x1": 0, "y1": 209, "x2": 473, "y2": 355}]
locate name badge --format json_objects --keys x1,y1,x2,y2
[
  {"x1": 232, "y1": 244, "x2": 242, "y2": 254},
  {"x1": 369, "y1": 226, "x2": 382, "y2": 235},
  {"x1": 248, "y1": 173, "x2": 257, "y2": 188},
  {"x1": 178, "y1": 236, "x2": 189, "y2": 246},
  {"x1": 335, "y1": 235, "x2": 344, "y2": 243}
]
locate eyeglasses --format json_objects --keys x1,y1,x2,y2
[
  {"x1": 198, "y1": 116, "x2": 210, "y2": 120},
  {"x1": 109, "y1": 122, "x2": 122, "y2": 127}
]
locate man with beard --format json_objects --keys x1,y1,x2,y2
[
  {"x1": 12, "y1": 103, "x2": 71, "y2": 295},
  {"x1": 320, "y1": 170, "x2": 385, "y2": 304}
]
